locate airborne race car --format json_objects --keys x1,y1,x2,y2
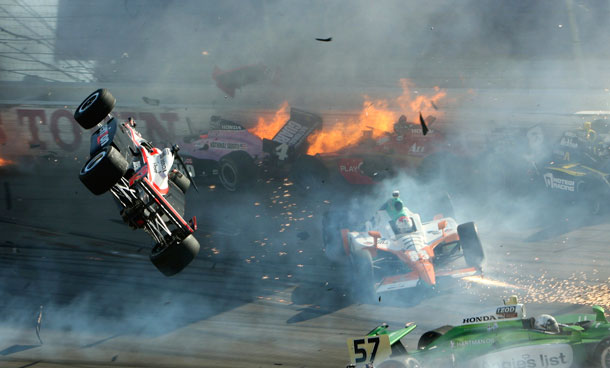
[
  {"x1": 346, "y1": 300, "x2": 610, "y2": 368},
  {"x1": 75, "y1": 89, "x2": 199, "y2": 276},
  {"x1": 178, "y1": 109, "x2": 327, "y2": 192},
  {"x1": 323, "y1": 206, "x2": 484, "y2": 301}
]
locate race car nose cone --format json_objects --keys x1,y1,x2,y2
[{"x1": 415, "y1": 260, "x2": 436, "y2": 286}]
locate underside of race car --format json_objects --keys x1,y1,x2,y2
[{"x1": 75, "y1": 89, "x2": 200, "y2": 276}]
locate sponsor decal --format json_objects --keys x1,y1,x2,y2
[
  {"x1": 450, "y1": 338, "x2": 495, "y2": 348},
  {"x1": 468, "y1": 344, "x2": 573, "y2": 368},
  {"x1": 153, "y1": 160, "x2": 167, "y2": 174},
  {"x1": 220, "y1": 124, "x2": 243, "y2": 130},
  {"x1": 209, "y1": 141, "x2": 247, "y2": 150},
  {"x1": 273, "y1": 120, "x2": 308, "y2": 146},
  {"x1": 129, "y1": 165, "x2": 148, "y2": 186},
  {"x1": 340, "y1": 161, "x2": 363, "y2": 173},
  {"x1": 463, "y1": 315, "x2": 497, "y2": 324},
  {"x1": 409, "y1": 143, "x2": 425, "y2": 154},
  {"x1": 543, "y1": 172, "x2": 575, "y2": 192},
  {"x1": 496, "y1": 306, "x2": 518, "y2": 319},
  {"x1": 97, "y1": 124, "x2": 110, "y2": 146}
]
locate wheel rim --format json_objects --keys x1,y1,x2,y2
[
  {"x1": 220, "y1": 163, "x2": 237, "y2": 190},
  {"x1": 82, "y1": 150, "x2": 106, "y2": 173},
  {"x1": 602, "y1": 346, "x2": 610, "y2": 368},
  {"x1": 79, "y1": 92, "x2": 99, "y2": 113}
]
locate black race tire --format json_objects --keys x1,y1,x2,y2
[
  {"x1": 417, "y1": 325, "x2": 453, "y2": 350},
  {"x1": 457, "y1": 222, "x2": 485, "y2": 269},
  {"x1": 349, "y1": 247, "x2": 376, "y2": 303},
  {"x1": 150, "y1": 234, "x2": 200, "y2": 277},
  {"x1": 322, "y1": 211, "x2": 348, "y2": 263},
  {"x1": 593, "y1": 338, "x2": 610, "y2": 368},
  {"x1": 377, "y1": 357, "x2": 421, "y2": 368},
  {"x1": 218, "y1": 151, "x2": 256, "y2": 192},
  {"x1": 74, "y1": 89, "x2": 116, "y2": 129},
  {"x1": 79, "y1": 145, "x2": 128, "y2": 195},
  {"x1": 169, "y1": 169, "x2": 190, "y2": 194},
  {"x1": 289, "y1": 155, "x2": 329, "y2": 193}
]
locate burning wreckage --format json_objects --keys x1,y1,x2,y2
[
  {"x1": 75, "y1": 89, "x2": 200, "y2": 276},
  {"x1": 178, "y1": 107, "x2": 327, "y2": 192}
]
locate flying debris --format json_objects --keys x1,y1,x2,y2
[
  {"x1": 431, "y1": 101, "x2": 438, "y2": 110},
  {"x1": 419, "y1": 112, "x2": 429, "y2": 136},
  {"x1": 35, "y1": 305, "x2": 43, "y2": 345},
  {"x1": 142, "y1": 96, "x2": 160, "y2": 106},
  {"x1": 315, "y1": 37, "x2": 332, "y2": 42}
]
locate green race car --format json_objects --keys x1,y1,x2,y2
[{"x1": 346, "y1": 300, "x2": 610, "y2": 368}]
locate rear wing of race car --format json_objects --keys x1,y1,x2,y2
[
  {"x1": 346, "y1": 323, "x2": 417, "y2": 367},
  {"x1": 262, "y1": 108, "x2": 322, "y2": 162}
]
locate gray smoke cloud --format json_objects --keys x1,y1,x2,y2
[{"x1": 2, "y1": 1, "x2": 610, "y2": 366}]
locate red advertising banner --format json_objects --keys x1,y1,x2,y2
[{"x1": 0, "y1": 107, "x2": 197, "y2": 159}]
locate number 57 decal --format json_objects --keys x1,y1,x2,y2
[{"x1": 347, "y1": 334, "x2": 391, "y2": 365}]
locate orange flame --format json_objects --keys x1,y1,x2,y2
[
  {"x1": 307, "y1": 79, "x2": 446, "y2": 155},
  {"x1": 248, "y1": 101, "x2": 290, "y2": 140},
  {"x1": 0, "y1": 157, "x2": 12, "y2": 167}
]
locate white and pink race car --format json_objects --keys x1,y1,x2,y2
[{"x1": 75, "y1": 89, "x2": 199, "y2": 276}]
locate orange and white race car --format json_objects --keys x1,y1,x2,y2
[{"x1": 326, "y1": 208, "x2": 485, "y2": 301}]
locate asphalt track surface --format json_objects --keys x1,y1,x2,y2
[{"x1": 0, "y1": 161, "x2": 608, "y2": 368}]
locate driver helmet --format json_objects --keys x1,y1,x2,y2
[
  {"x1": 391, "y1": 191, "x2": 404, "y2": 211},
  {"x1": 533, "y1": 314, "x2": 560, "y2": 333},
  {"x1": 394, "y1": 115, "x2": 410, "y2": 135},
  {"x1": 395, "y1": 215, "x2": 413, "y2": 233}
]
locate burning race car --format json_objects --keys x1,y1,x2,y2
[
  {"x1": 323, "y1": 191, "x2": 484, "y2": 302},
  {"x1": 542, "y1": 118, "x2": 610, "y2": 214},
  {"x1": 178, "y1": 109, "x2": 327, "y2": 191},
  {"x1": 346, "y1": 298, "x2": 610, "y2": 368},
  {"x1": 75, "y1": 89, "x2": 200, "y2": 276}
]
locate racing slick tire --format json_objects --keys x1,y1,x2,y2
[
  {"x1": 74, "y1": 89, "x2": 116, "y2": 129},
  {"x1": 289, "y1": 155, "x2": 329, "y2": 193},
  {"x1": 150, "y1": 234, "x2": 200, "y2": 277},
  {"x1": 322, "y1": 211, "x2": 348, "y2": 263},
  {"x1": 592, "y1": 338, "x2": 610, "y2": 368},
  {"x1": 417, "y1": 325, "x2": 453, "y2": 350},
  {"x1": 377, "y1": 357, "x2": 421, "y2": 368},
  {"x1": 218, "y1": 151, "x2": 256, "y2": 192},
  {"x1": 349, "y1": 247, "x2": 376, "y2": 303},
  {"x1": 169, "y1": 169, "x2": 190, "y2": 194},
  {"x1": 457, "y1": 222, "x2": 485, "y2": 269},
  {"x1": 79, "y1": 145, "x2": 129, "y2": 195}
]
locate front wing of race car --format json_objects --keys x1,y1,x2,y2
[{"x1": 374, "y1": 266, "x2": 480, "y2": 293}]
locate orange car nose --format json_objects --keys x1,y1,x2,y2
[{"x1": 414, "y1": 260, "x2": 436, "y2": 286}]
